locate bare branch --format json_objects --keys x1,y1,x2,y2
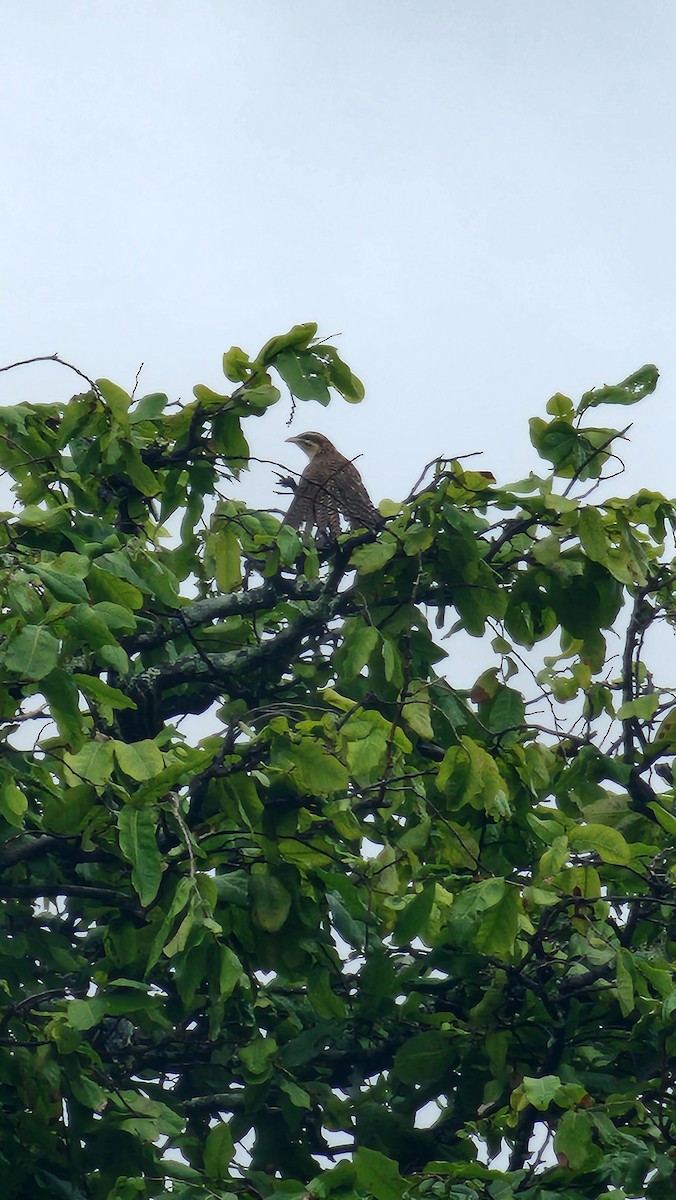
[{"x1": 0, "y1": 352, "x2": 101, "y2": 398}]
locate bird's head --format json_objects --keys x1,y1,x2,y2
[{"x1": 286, "y1": 431, "x2": 334, "y2": 460}]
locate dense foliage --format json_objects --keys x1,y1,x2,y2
[{"x1": 1, "y1": 326, "x2": 676, "y2": 1200}]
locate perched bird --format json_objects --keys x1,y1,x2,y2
[{"x1": 284, "y1": 432, "x2": 380, "y2": 538}]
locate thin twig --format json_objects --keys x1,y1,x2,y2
[{"x1": 0, "y1": 352, "x2": 101, "y2": 399}]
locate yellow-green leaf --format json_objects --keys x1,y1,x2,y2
[
  {"x1": 569, "y1": 824, "x2": 630, "y2": 865},
  {"x1": 5, "y1": 626, "x2": 60, "y2": 679},
  {"x1": 0, "y1": 780, "x2": 27, "y2": 827},
  {"x1": 113, "y1": 740, "x2": 164, "y2": 782}
]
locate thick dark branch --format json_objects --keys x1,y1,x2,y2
[
  {"x1": 558, "y1": 960, "x2": 615, "y2": 996},
  {"x1": 0, "y1": 883, "x2": 142, "y2": 915},
  {"x1": 0, "y1": 833, "x2": 116, "y2": 871},
  {"x1": 0, "y1": 833, "x2": 67, "y2": 869},
  {"x1": 0, "y1": 988, "x2": 74, "y2": 1037},
  {"x1": 182, "y1": 1091, "x2": 248, "y2": 1114},
  {"x1": 621, "y1": 589, "x2": 652, "y2": 761},
  {"x1": 125, "y1": 577, "x2": 326, "y2": 653},
  {"x1": 72, "y1": 577, "x2": 361, "y2": 731},
  {"x1": 130, "y1": 590, "x2": 347, "y2": 707},
  {"x1": 485, "y1": 516, "x2": 539, "y2": 564}
]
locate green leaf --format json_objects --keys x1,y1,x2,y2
[
  {"x1": 616, "y1": 947, "x2": 635, "y2": 1016},
  {"x1": 273, "y1": 523, "x2": 300, "y2": 568},
  {"x1": 327, "y1": 887, "x2": 366, "y2": 950},
  {"x1": 353, "y1": 1147, "x2": 405, "y2": 1200},
  {"x1": 402, "y1": 682, "x2": 435, "y2": 739},
  {"x1": 249, "y1": 871, "x2": 292, "y2": 932},
  {"x1": 394, "y1": 1031, "x2": 454, "y2": 1085},
  {"x1": 67, "y1": 997, "x2": 107, "y2": 1030},
  {"x1": 192, "y1": 382, "x2": 229, "y2": 405},
  {"x1": 279, "y1": 1078, "x2": 312, "y2": 1109},
  {"x1": 349, "y1": 534, "x2": 397, "y2": 574},
  {"x1": 129, "y1": 392, "x2": 168, "y2": 423},
  {"x1": 222, "y1": 345, "x2": 251, "y2": 383},
  {"x1": 64, "y1": 739, "x2": 116, "y2": 787},
  {"x1": 117, "y1": 805, "x2": 163, "y2": 906},
  {"x1": 569, "y1": 823, "x2": 630, "y2": 865},
  {"x1": 275, "y1": 349, "x2": 330, "y2": 404},
  {"x1": 474, "y1": 885, "x2": 521, "y2": 960},
  {"x1": 97, "y1": 378, "x2": 131, "y2": 426},
  {"x1": 339, "y1": 622, "x2": 379, "y2": 677},
  {"x1": 0, "y1": 779, "x2": 27, "y2": 826},
  {"x1": 529, "y1": 417, "x2": 616, "y2": 480},
  {"x1": 616, "y1": 693, "x2": 661, "y2": 720},
  {"x1": 272, "y1": 737, "x2": 349, "y2": 796},
  {"x1": 73, "y1": 674, "x2": 136, "y2": 713},
  {"x1": 235, "y1": 381, "x2": 280, "y2": 414},
  {"x1": 339, "y1": 711, "x2": 408, "y2": 786},
  {"x1": 480, "y1": 684, "x2": 526, "y2": 734},
  {"x1": 113, "y1": 740, "x2": 164, "y2": 781},
  {"x1": 538, "y1": 834, "x2": 570, "y2": 879},
  {"x1": 546, "y1": 392, "x2": 575, "y2": 418},
  {"x1": 393, "y1": 886, "x2": 435, "y2": 945},
  {"x1": 120, "y1": 444, "x2": 161, "y2": 496},
  {"x1": 578, "y1": 506, "x2": 609, "y2": 564},
  {"x1": 69, "y1": 1073, "x2": 108, "y2": 1112},
  {"x1": 648, "y1": 801, "x2": 676, "y2": 835},
  {"x1": 320, "y1": 345, "x2": 365, "y2": 402},
  {"x1": 255, "y1": 322, "x2": 318, "y2": 366},
  {"x1": 15, "y1": 503, "x2": 71, "y2": 530},
  {"x1": 579, "y1": 364, "x2": 659, "y2": 413},
  {"x1": 239, "y1": 1034, "x2": 278, "y2": 1077},
  {"x1": 450, "y1": 877, "x2": 506, "y2": 921},
  {"x1": 382, "y1": 638, "x2": 403, "y2": 686},
  {"x1": 5, "y1": 625, "x2": 60, "y2": 679},
  {"x1": 30, "y1": 565, "x2": 88, "y2": 604},
  {"x1": 145, "y1": 876, "x2": 193, "y2": 969},
  {"x1": 402, "y1": 524, "x2": 436, "y2": 555},
  {"x1": 204, "y1": 1122, "x2": 234, "y2": 1180},
  {"x1": 212, "y1": 526, "x2": 242, "y2": 591},
  {"x1": 440, "y1": 736, "x2": 510, "y2": 819},
  {"x1": 211, "y1": 413, "x2": 250, "y2": 476},
  {"x1": 88, "y1": 564, "x2": 144, "y2": 610},
  {"x1": 98, "y1": 643, "x2": 130, "y2": 674},
  {"x1": 520, "y1": 1075, "x2": 564, "y2": 1110},
  {"x1": 42, "y1": 668, "x2": 84, "y2": 748},
  {"x1": 554, "y1": 1109, "x2": 603, "y2": 1171},
  {"x1": 218, "y1": 946, "x2": 245, "y2": 1000}
]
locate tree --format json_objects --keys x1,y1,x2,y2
[{"x1": 0, "y1": 325, "x2": 675, "y2": 1200}]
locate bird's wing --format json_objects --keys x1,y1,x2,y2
[
  {"x1": 331, "y1": 460, "x2": 380, "y2": 529},
  {"x1": 284, "y1": 459, "x2": 336, "y2": 531}
]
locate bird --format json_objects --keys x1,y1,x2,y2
[{"x1": 283, "y1": 432, "x2": 380, "y2": 539}]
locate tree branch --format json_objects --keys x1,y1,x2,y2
[{"x1": 0, "y1": 352, "x2": 101, "y2": 398}]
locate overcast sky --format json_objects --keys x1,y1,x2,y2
[{"x1": 2, "y1": 1, "x2": 675, "y2": 510}]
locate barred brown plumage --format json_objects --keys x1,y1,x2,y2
[{"x1": 284, "y1": 432, "x2": 380, "y2": 538}]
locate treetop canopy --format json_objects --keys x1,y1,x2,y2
[{"x1": 0, "y1": 327, "x2": 674, "y2": 1200}]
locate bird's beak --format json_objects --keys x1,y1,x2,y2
[{"x1": 286, "y1": 436, "x2": 301, "y2": 447}]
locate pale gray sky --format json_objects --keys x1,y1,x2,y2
[{"x1": 2, "y1": 1, "x2": 675, "y2": 508}]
